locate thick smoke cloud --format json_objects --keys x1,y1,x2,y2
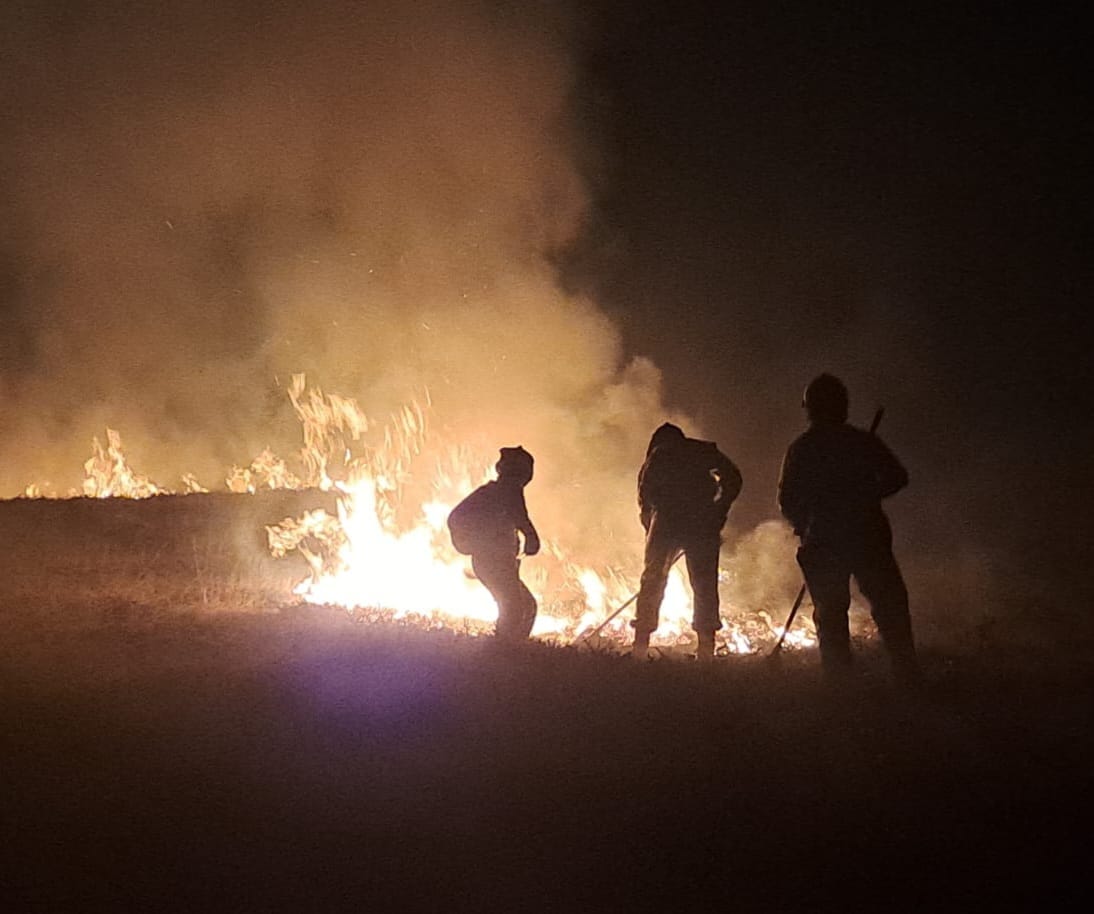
[{"x1": 0, "y1": 1, "x2": 702, "y2": 580}]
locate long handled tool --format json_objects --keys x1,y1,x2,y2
[
  {"x1": 768, "y1": 406, "x2": 885, "y2": 658},
  {"x1": 768, "y1": 584, "x2": 808, "y2": 656},
  {"x1": 581, "y1": 592, "x2": 640, "y2": 642},
  {"x1": 581, "y1": 550, "x2": 684, "y2": 642}
]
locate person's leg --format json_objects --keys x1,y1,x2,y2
[
  {"x1": 685, "y1": 534, "x2": 722, "y2": 661},
  {"x1": 855, "y1": 550, "x2": 920, "y2": 683},
  {"x1": 472, "y1": 552, "x2": 529, "y2": 643},
  {"x1": 798, "y1": 545, "x2": 852, "y2": 671},
  {"x1": 513, "y1": 560, "x2": 538, "y2": 640},
  {"x1": 633, "y1": 530, "x2": 678, "y2": 654}
]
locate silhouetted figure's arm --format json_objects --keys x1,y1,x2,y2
[
  {"x1": 777, "y1": 443, "x2": 811, "y2": 535},
  {"x1": 713, "y1": 447, "x2": 743, "y2": 509},
  {"x1": 870, "y1": 435, "x2": 908, "y2": 499},
  {"x1": 637, "y1": 452, "x2": 669, "y2": 532},
  {"x1": 515, "y1": 490, "x2": 540, "y2": 555}
]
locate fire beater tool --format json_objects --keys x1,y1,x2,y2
[{"x1": 768, "y1": 406, "x2": 885, "y2": 659}]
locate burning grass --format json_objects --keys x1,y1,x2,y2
[
  {"x1": 0, "y1": 487, "x2": 822, "y2": 660},
  {"x1": 14, "y1": 375, "x2": 830, "y2": 653},
  {"x1": 7, "y1": 377, "x2": 1075, "y2": 667}
]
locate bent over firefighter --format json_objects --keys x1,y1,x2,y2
[{"x1": 632, "y1": 423, "x2": 742, "y2": 661}]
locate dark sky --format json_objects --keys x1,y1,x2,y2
[
  {"x1": 1, "y1": 1, "x2": 1090, "y2": 610},
  {"x1": 568, "y1": 1, "x2": 1092, "y2": 597}
]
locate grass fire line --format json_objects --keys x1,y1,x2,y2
[{"x1": 16, "y1": 377, "x2": 835, "y2": 655}]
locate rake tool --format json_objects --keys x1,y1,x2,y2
[{"x1": 768, "y1": 406, "x2": 885, "y2": 659}]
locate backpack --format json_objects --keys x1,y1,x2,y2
[{"x1": 447, "y1": 486, "x2": 488, "y2": 555}]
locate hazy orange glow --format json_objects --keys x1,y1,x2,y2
[{"x1": 23, "y1": 375, "x2": 820, "y2": 654}]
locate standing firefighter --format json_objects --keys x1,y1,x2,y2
[
  {"x1": 632, "y1": 423, "x2": 742, "y2": 661},
  {"x1": 447, "y1": 446, "x2": 541, "y2": 643},
  {"x1": 778, "y1": 374, "x2": 920, "y2": 682}
]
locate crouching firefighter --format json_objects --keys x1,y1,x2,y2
[
  {"x1": 778, "y1": 374, "x2": 921, "y2": 683},
  {"x1": 447, "y1": 446, "x2": 541, "y2": 643},
  {"x1": 632, "y1": 423, "x2": 743, "y2": 661}
]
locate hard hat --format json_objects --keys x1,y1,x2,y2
[{"x1": 803, "y1": 374, "x2": 849, "y2": 423}]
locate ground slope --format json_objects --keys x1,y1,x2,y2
[{"x1": 1, "y1": 495, "x2": 1091, "y2": 911}]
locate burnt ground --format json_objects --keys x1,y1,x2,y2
[{"x1": 1, "y1": 495, "x2": 1092, "y2": 912}]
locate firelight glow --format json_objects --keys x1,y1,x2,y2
[{"x1": 26, "y1": 375, "x2": 820, "y2": 654}]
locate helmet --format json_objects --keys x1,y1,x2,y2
[
  {"x1": 803, "y1": 374, "x2": 848, "y2": 423},
  {"x1": 496, "y1": 446, "x2": 534, "y2": 484},
  {"x1": 647, "y1": 422, "x2": 686, "y2": 455}
]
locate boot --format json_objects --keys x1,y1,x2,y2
[
  {"x1": 630, "y1": 631, "x2": 650, "y2": 661},
  {"x1": 696, "y1": 632, "x2": 715, "y2": 663}
]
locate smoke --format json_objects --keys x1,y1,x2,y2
[
  {"x1": 0, "y1": 0, "x2": 697, "y2": 580},
  {"x1": 3, "y1": 2, "x2": 1060, "y2": 653}
]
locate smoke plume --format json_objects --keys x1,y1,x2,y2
[{"x1": 0, "y1": 1, "x2": 709, "y2": 582}]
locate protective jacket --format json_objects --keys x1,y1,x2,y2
[
  {"x1": 778, "y1": 422, "x2": 907, "y2": 553},
  {"x1": 638, "y1": 438, "x2": 742, "y2": 535}
]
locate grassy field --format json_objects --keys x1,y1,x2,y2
[{"x1": 2, "y1": 494, "x2": 1091, "y2": 911}]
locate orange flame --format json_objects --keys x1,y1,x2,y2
[
  {"x1": 22, "y1": 378, "x2": 824, "y2": 654},
  {"x1": 82, "y1": 429, "x2": 166, "y2": 499}
]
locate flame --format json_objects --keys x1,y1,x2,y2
[
  {"x1": 82, "y1": 429, "x2": 167, "y2": 499},
  {"x1": 26, "y1": 429, "x2": 209, "y2": 499},
  {"x1": 227, "y1": 449, "x2": 303, "y2": 494},
  {"x1": 262, "y1": 379, "x2": 776, "y2": 651},
  {"x1": 21, "y1": 376, "x2": 826, "y2": 655}
]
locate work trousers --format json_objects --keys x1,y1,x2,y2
[
  {"x1": 634, "y1": 527, "x2": 722, "y2": 636},
  {"x1": 797, "y1": 542, "x2": 918, "y2": 677},
  {"x1": 472, "y1": 552, "x2": 537, "y2": 643}
]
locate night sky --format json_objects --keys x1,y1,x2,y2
[
  {"x1": 1, "y1": 1, "x2": 1090, "y2": 615},
  {"x1": 571, "y1": 1, "x2": 1092, "y2": 600}
]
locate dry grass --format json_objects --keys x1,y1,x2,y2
[
  {"x1": 1, "y1": 493, "x2": 1092, "y2": 911},
  {"x1": 0, "y1": 491, "x2": 334, "y2": 626}
]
